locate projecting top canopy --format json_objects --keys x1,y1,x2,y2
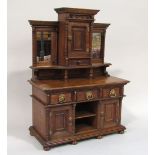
[
  {"x1": 54, "y1": 7, "x2": 100, "y2": 15},
  {"x1": 54, "y1": 7, "x2": 100, "y2": 22}
]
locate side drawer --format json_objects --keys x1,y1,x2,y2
[
  {"x1": 102, "y1": 87, "x2": 122, "y2": 98},
  {"x1": 51, "y1": 92, "x2": 72, "y2": 104},
  {"x1": 76, "y1": 89, "x2": 99, "y2": 101}
]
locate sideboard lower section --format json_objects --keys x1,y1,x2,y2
[{"x1": 29, "y1": 79, "x2": 127, "y2": 151}]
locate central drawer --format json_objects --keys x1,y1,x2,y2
[
  {"x1": 76, "y1": 89, "x2": 99, "y2": 101},
  {"x1": 68, "y1": 58, "x2": 90, "y2": 66}
]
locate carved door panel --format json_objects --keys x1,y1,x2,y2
[
  {"x1": 100, "y1": 99, "x2": 120, "y2": 129},
  {"x1": 68, "y1": 22, "x2": 90, "y2": 58},
  {"x1": 49, "y1": 105, "x2": 73, "y2": 139}
]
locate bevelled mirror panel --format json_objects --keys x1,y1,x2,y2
[
  {"x1": 36, "y1": 31, "x2": 51, "y2": 63},
  {"x1": 92, "y1": 32, "x2": 101, "y2": 59}
]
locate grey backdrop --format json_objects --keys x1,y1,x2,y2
[{"x1": 8, "y1": 0, "x2": 147, "y2": 154}]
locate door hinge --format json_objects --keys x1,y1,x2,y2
[
  {"x1": 68, "y1": 35, "x2": 72, "y2": 41},
  {"x1": 87, "y1": 27, "x2": 90, "y2": 32},
  {"x1": 49, "y1": 112, "x2": 52, "y2": 117},
  {"x1": 49, "y1": 129, "x2": 52, "y2": 136}
]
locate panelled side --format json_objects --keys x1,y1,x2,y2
[{"x1": 32, "y1": 98, "x2": 48, "y2": 140}]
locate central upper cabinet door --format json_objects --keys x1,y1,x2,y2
[{"x1": 68, "y1": 22, "x2": 90, "y2": 58}]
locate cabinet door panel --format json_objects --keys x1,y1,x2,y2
[
  {"x1": 72, "y1": 27, "x2": 86, "y2": 51},
  {"x1": 68, "y1": 22, "x2": 90, "y2": 57},
  {"x1": 49, "y1": 105, "x2": 73, "y2": 138},
  {"x1": 100, "y1": 99, "x2": 120, "y2": 128}
]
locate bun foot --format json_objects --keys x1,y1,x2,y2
[
  {"x1": 29, "y1": 131, "x2": 34, "y2": 136},
  {"x1": 118, "y1": 130, "x2": 125, "y2": 134},
  {"x1": 43, "y1": 146, "x2": 51, "y2": 151},
  {"x1": 96, "y1": 135, "x2": 103, "y2": 139},
  {"x1": 72, "y1": 140, "x2": 77, "y2": 145},
  {"x1": 29, "y1": 126, "x2": 34, "y2": 136}
]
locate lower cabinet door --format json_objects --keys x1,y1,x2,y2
[
  {"x1": 100, "y1": 99, "x2": 120, "y2": 128},
  {"x1": 49, "y1": 105, "x2": 73, "y2": 138}
]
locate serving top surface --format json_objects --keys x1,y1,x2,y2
[{"x1": 29, "y1": 76, "x2": 129, "y2": 92}]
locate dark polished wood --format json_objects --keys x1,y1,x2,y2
[{"x1": 28, "y1": 7, "x2": 129, "y2": 150}]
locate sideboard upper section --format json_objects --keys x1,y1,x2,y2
[{"x1": 29, "y1": 8, "x2": 110, "y2": 68}]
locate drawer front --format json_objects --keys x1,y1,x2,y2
[
  {"x1": 103, "y1": 87, "x2": 121, "y2": 98},
  {"x1": 76, "y1": 89, "x2": 98, "y2": 101},
  {"x1": 69, "y1": 59, "x2": 90, "y2": 66},
  {"x1": 51, "y1": 93, "x2": 72, "y2": 104}
]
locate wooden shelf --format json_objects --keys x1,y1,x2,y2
[
  {"x1": 75, "y1": 124, "x2": 96, "y2": 133},
  {"x1": 30, "y1": 62, "x2": 112, "y2": 70},
  {"x1": 75, "y1": 111, "x2": 96, "y2": 119}
]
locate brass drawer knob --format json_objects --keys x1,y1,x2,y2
[
  {"x1": 68, "y1": 116, "x2": 72, "y2": 121},
  {"x1": 86, "y1": 91, "x2": 93, "y2": 100},
  {"x1": 59, "y1": 94, "x2": 65, "y2": 103},
  {"x1": 109, "y1": 89, "x2": 116, "y2": 97}
]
